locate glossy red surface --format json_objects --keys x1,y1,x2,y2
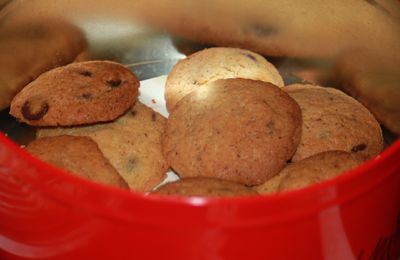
[{"x1": 0, "y1": 132, "x2": 399, "y2": 259}]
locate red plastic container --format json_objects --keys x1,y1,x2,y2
[{"x1": 0, "y1": 131, "x2": 399, "y2": 259}]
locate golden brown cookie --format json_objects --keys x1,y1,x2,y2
[
  {"x1": 165, "y1": 47, "x2": 284, "y2": 112},
  {"x1": 255, "y1": 151, "x2": 363, "y2": 194},
  {"x1": 10, "y1": 61, "x2": 139, "y2": 126},
  {"x1": 152, "y1": 177, "x2": 258, "y2": 197},
  {"x1": 127, "y1": 0, "x2": 400, "y2": 59},
  {"x1": 252, "y1": 171, "x2": 287, "y2": 194},
  {"x1": 163, "y1": 78, "x2": 302, "y2": 186},
  {"x1": 26, "y1": 135, "x2": 128, "y2": 189},
  {"x1": 278, "y1": 151, "x2": 363, "y2": 192},
  {"x1": 284, "y1": 84, "x2": 383, "y2": 162},
  {"x1": 37, "y1": 102, "x2": 168, "y2": 192},
  {"x1": 0, "y1": 17, "x2": 86, "y2": 111}
]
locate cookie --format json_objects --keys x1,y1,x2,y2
[
  {"x1": 284, "y1": 84, "x2": 383, "y2": 162},
  {"x1": 252, "y1": 171, "x2": 287, "y2": 194},
  {"x1": 10, "y1": 61, "x2": 139, "y2": 126},
  {"x1": 0, "y1": 17, "x2": 87, "y2": 111},
  {"x1": 336, "y1": 50, "x2": 400, "y2": 135},
  {"x1": 152, "y1": 177, "x2": 258, "y2": 197},
  {"x1": 37, "y1": 102, "x2": 168, "y2": 192},
  {"x1": 278, "y1": 151, "x2": 363, "y2": 192},
  {"x1": 163, "y1": 78, "x2": 302, "y2": 186},
  {"x1": 165, "y1": 47, "x2": 284, "y2": 111},
  {"x1": 255, "y1": 151, "x2": 362, "y2": 193},
  {"x1": 128, "y1": 1, "x2": 400, "y2": 59},
  {"x1": 26, "y1": 135, "x2": 128, "y2": 189}
]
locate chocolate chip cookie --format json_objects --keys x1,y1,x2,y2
[
  {"x1": 284, "y1": 84, "x2": 383, "y2": 162},
  {"x1": 165, "y1": 47, "x2": 284, "y2": 111},
  {"x1": 163, "y1": 78, "x2": 302, "y2": 186},
  {"x1": 37, "y1": 101, "x2": 168, "y2": 192},
  {"x1": 10, "y1": 61, "x2": 139, "y2": 126},
  {"x1": 152, "y1": 177, "x2": 258, "y2": 197},
  {"x1": 26, "y1": 135, "x2": 128, "y2": 189}
]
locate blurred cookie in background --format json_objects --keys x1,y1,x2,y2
[
  {"x1": 336, "y1": 49, "x2": 400, "y2": 136},
  {"x1": 0, "y1": 16, "x2": 87, "y2": 111}
]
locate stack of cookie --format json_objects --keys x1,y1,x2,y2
[
  {"x1": 11, "y1": 61, "x2": 169, "y2": 192},
  {"x1": 9, "y1": 47, "x2": 384, "y2": 197},
  {"x1": 154, "y1": 47, "x2": 383, "y2": 196}
]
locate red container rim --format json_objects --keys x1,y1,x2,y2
[{"x1": 1, "y1": 132, "x2": 399, "y2": 228}]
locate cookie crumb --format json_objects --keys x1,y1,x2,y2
[{"x1": 79, "y1": 70, "x2": 92, "y2": 77}]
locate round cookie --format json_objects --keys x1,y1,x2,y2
[
  {"x1": 284, "y1": 84, "x2": 383, "y2": 162},
  {"x1": 163, "y1": 78, "x2": 302, "y2": 186},
  {"x1": 37, "y1": 102, "x2": 168, "y2": 192},
  {"x1": 10, "y1": 61, "x2": 139, "y2": 126},
  {"x1": 278, "y1": 151, "x2": 363, "y2": 192},
  {"x1": 26, "y1": 135, "x2": 128, "y2": 189},
  {"x1": 152, "y1": 177, "x2": 258, "y2": 197},
  {"x1": 165, "y1": 47, "x2": 284, "y2": 112}
]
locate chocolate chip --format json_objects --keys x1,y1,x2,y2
[
  {"x1": 107, "y1": 79, "x2": 122, "y2": 88},
  {"x1": 351, "y1": 143, "x2": 367, "y2": 153},
  {"x1": 79, "y1": 70, "x2": 92, "y2": 77},
  {"x1": 131, "y1": 110, "x2": 137, "y2": 117},
  {"x1": 151, "y1": 112, "x2": 156, "y2": 121},
  {"x1": 246, "y1": 24, "x2": 278, "y2": 37},
  {"x1": 243, "y1": 53, "x2": 257, "y2": 62},
  {"x1": 21, "y1": 100, "x2": 49, "y2": 120},
  {"x1": 81, "y1": 93, "x2": 92, "y2": 100}
]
